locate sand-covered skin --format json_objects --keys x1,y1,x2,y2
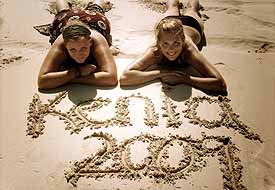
[{"x1": 1, "y1": 0, "x2": 275, "y2": 189}]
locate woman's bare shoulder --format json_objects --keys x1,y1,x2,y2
[
  {"x1": 90, "y1": 30, "x2": 107, "y2": 44},
  {"x1": 45, "y1": 36, "x2": 67, "y2": 64},
  {"x1": 145, "y1": 46, "x2": 162, "y2": 59},
  {"x1": 183, "y1": 37, "x2": 199, "y2": 56},
  {"x1": 139, "y1": 46, "x2": 162, "y2": 65},
  {"x1": 50, "y1": 36, "x2": 67, "y2": 53}
]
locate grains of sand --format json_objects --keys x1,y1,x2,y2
[{"x1": 161, "y1": 88, "x2": 182, "y2": 129}]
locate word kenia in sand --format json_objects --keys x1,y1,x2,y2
[{"x1": 27, "y1": 92, "x2": 262, "y2": 143}]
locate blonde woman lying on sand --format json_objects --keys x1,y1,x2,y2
[
  {"x1": 120, "y1": 0, "x2": 227, "y2": 95},
  {"x1": 38, "y1": 0, "x2": 118, "y2": 90}
]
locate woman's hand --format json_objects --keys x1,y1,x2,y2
[
  {"x1": 160, "y1": 71, "x2": 190, "y2": 85},
  {"x1": 78, "y1": 64, "x2": 97, "y2": 77}
]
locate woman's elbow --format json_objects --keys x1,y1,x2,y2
[
  {"x1": 105, "y1": 73, "x2": 118, "y2": 86},
  {"x1": 119, "y1": 74, "x2": 128, "y2": 86},
  {"x1": 119, "y1": 72, "x2": 135, "y2": 86},
  {"x1": 217, "y1": 77, "x2": 227, "y2": 93},
  {"x1": 37, "y1": 75, "x2": 54, "y2": 90},
  {"x1": 37, "y1": 76, "x2": 47, "y2": 90},
  {"x1": 38, "y1": 80, "x2": 51, "y2": 90}
]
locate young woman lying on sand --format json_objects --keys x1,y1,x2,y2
[
  {"x1": 38, "y1": 0, "x2": 118, "y2": 89},
  {"x1": 120, "y1": 0, "x2": 227, "y2": 94}
]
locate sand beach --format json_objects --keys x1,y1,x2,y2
[{"x1": 0, "y1": 0, "x2": 275, "y2": 189}]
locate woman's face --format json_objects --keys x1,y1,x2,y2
[
  {"x1": 158, "y1": 31, "x2": 185, "y2": 61},
  {"x1": 65, "y1": 36, "x2": 92, "y2": 64}
]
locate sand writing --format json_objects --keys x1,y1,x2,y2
[
  {"x1": 64, "y1": 132, "x2": 247, "y2": 189},
  {"x1": 161, "y1": 87, "x2": 182, "y2": 129},
  {"x1": 27, "y1": 92, "x2": 159, "y2": 137},
  {"x1": 26, "y1": 92, "x2": 262, "y2": 189},
  {"x1": 183, "y1": 96, "x2": 263, "y2": 143},
  {"x1": 27, "y1": 93, "x2": 262, "y2": 143},
  {"x1": 53, "y1": 96, "x2": 130, "y2": 134},
  {"x1": 59, "y1": 92, "x2": 158, "y2": 134},
  {"x1": 27, "y1": 92, "x2": 67, "y2": 138}
]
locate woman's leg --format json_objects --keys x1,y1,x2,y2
[
  {"x1": 183, "y1": 0, "x2": 204, "y2": 31},
  {"x1": 164, "y1": 0, "x2": 181, "y2": 17},
  {"x1": 56, "y1": 0, "x2": 70, "y2": 13},
  {"x1": 93, "y1": 0, "x2": 113, "y2": 12}
]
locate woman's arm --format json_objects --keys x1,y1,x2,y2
[
  {"x1": 38, "y1": 39, "x2": 79, "y2": 89},
  {"x1": 120, "y1": 48, "x2": 172, "y2": 86},
  {"x1": 162, "y1": 71, "x2": 226, "y2": 92},
  {"x1": 162, "y1": 42, "x2": 227, "y2": 93},
  {"x1": 187, "y1": 47, "x2": 227, "y2": 92}
]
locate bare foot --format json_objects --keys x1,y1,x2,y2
[{"x1": 93, "y1": 0, "x2": 113, "y2": 12}]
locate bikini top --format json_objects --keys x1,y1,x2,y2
[{"x1": 159, "y1": 55, "x2": 189, "y2": 68}]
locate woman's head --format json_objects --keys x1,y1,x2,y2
[
  {"x1": 155, "y1": 17, "x2": 185, "y2": 61},
  {"x1": 62, "y1": 20, "x2": 92, "y2": 64}
]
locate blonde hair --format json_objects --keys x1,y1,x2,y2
[
  {"x1": 155, "y1": 17, "x2": 185, "y2": 46},
  {"x1": 62, "y1": 19, "x2": 91, "y2": 42}
]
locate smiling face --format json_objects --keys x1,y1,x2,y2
[
  {"x1": 158, "y1": 31, "x2": 185, "y2": 61},
  {"x1": 65, "y1": 36, "x2": 92, "y2": 64},
  {"x1": 156, "y1": 17, "x2": 185, "y2": 61}
]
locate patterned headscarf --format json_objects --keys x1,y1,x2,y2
[{"x1": 62, "y1": 24, "x2": 91, "y2": 42}]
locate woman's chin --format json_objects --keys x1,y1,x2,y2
[
  {"x1": 166, "y1": 55, "x2": 177, "y2": 61},
  {"x1": 74, "y1": 59, "x2": 86, "y2": 64},
  {"x1": 164, "y1": 52, "x2": 179, "y2": 61}
]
